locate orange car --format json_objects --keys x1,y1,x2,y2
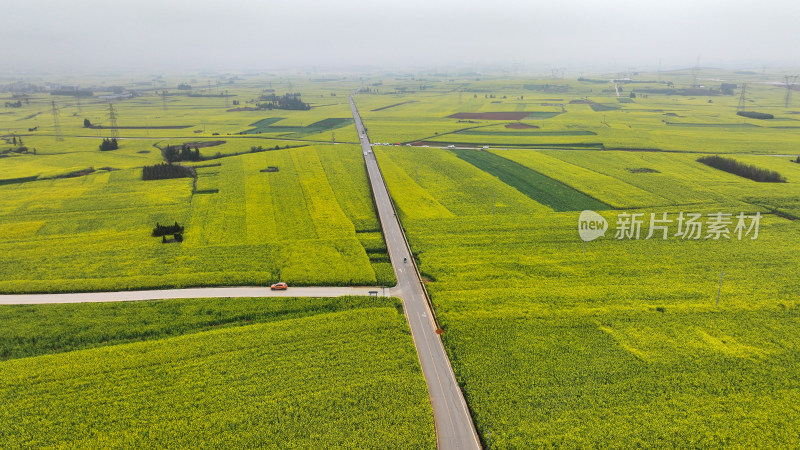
[{"x1": 270, "y1": 282, "x2": 288, "y2": 290}]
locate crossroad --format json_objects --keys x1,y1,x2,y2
[{"x1": 0, "y1": 96, "x2": 484, "y2": 449}]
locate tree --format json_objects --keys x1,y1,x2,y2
[
  {"x1": 99, "y1": 138, "x2": 119, "y2": 151},
  {"x1": 84, "y1": 119, "x2": 92, "y2": 128}
]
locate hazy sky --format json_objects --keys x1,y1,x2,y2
[{"x1": 2, "y1": 0, "x2": 798, "y2": 73}]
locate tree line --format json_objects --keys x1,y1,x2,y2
[
  {"x1": 736, "y1": 111, "x2": 774, "y2": 120},
  {"x1": 142, "y1": 163, "x2": 195, "y2": 181},
  {"x1": 256, "y1": 93, "x2": 310, "y2": 110},
  {"x1": 697, "y1": 155, "x2": 786, "y2": 182},
  {"x1": 163, "y1": 144, "x2": 201, "y2": 163}
]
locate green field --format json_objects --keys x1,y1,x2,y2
[
  {"x1": 0, "y1": 296, "x2": 392, "y2": 360},
  {"x1": 2, "y1": 70, "x2": 800, "y2": 447},
  {"x1": 0, "y1": 143, "x2": 394, "y2": 292},
  {"x1": 386, "y1": 154, "x2": 800, "y2": 445},
  {"x1": 357, "y1": 69, "x2": 800, "y2": 446},
  {"x1": 0, "y1": 297, "x2": 435, "y2": 447}
]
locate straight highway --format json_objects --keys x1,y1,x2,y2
[{"x1": 349, "y1": 93, "x2": 481, "y2": 450}]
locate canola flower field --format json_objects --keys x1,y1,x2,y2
[
  {"x1": 360, "y1": 69, "x2": 800, "y2": 447},
  {"x1": 0, "y1": 297, "x2": 435, "y2": 448},
  {"x1": 2, "y1": 69, "x2": 799, "y2": 447}
]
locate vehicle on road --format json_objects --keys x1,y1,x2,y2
[
  {"x1": 373, "y1": 142, "x2": 380, "y2": 145},
  {"x1": 447, "y1": 145, "x2": 455, "y2": 148},
  {"x1": 482, "y1": 146, "x2": 489, "y2": 149},
  {"x1": 270, "y1": 282, "x2": 288, "y2": 290}
]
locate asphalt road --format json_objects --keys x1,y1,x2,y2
[
  {"x1": 350, "y1": 93, "x2": 481, "y2": 450},
  {"x1": 0, "y1": 286, "x2": 389, "y2": 305}
]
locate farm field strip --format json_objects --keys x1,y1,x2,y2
[
  {"x1": 0, "y1": 144, "x2": 386, "y2": 292},
  {"x1": 494, "y1": 149, "x2": 671, "y2": 208},
  {"x1": 0, "y1": 306, "x2": 436, "y2": 448},
  {"x1": 452, "y1": 149, "x2": 611, "y2": 212},
  {"x1": 375, "y1": 147, "x2": 550, "y2": 216}
]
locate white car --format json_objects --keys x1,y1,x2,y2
[
  {"x1": 373, "y1": 142, "x2": 380, "y2": 145},
  {"x1": 482, "y1": 146, "x2": 489, "y2": 149},
  {"x1": 447, "y1": 145, "x2": 455, "y2": 148}
]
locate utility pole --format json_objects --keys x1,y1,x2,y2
[{"x1": 716, "y1": 272, "x2": 724, "y2": 306}]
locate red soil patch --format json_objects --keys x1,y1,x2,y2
[
  {"x1": 505, "y1": 123, "x2": 539, "y2": 129},
  {"x1": 448, "y1": 112, "x2": 530, "y2": 120}
]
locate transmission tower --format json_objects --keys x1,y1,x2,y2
[
  {"x1": 76, "y1": 95, "x2": 82, "y2": 114},
  {"x1": 108, "y1": 103, "x2": 119, "y2": 138},
  {"x1": 784, "y1": 75, "x2": 799, "y2": 107},
  {"x1": 737, "y1": 83, "x2": 747, "y2": 112},
  {"x1": 51, "y1": 101, "x2": 64, "y2": 142},
  {"x1": 162, "y1": 90, "x2": 168, "y2": 111}
]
